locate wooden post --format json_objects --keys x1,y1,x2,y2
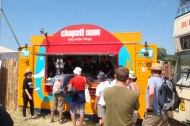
[{"x1": 0, "y1": 58, "x2": 18, "y2": 110}]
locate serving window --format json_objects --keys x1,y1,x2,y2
[{"x1": 46, "y1": 54, "x2": 117, "y2": 83}]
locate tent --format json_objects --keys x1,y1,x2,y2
[{"x1": 0, "y1": 46, "x2": 18, "y2": 60}]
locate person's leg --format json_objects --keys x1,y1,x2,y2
[
  {"x1": 79, "y1": 114, "x2": 84, "y2": 126},
  {"x1": 57, "y1": 95, "x2": 64, "y2": 123},
  {"x1": 78, "y1": 103, "x2": 85, "y2": 126},
  {"x1": 97, "y1": 105, "x2": 105, "y2": 126},
  {"x1": 50, "y1": 95, "x2": 57, "y2": 122},
  {"x1": 159, "y1": 113, "x2": 168, "y2": 126},
  {"x1": 28, "y1": 99, "x2": 34, "y2": 117},
  {"x1": 71, "y1": 114, "x2": 77, "y2": 126},
  {"x1": 23, "y1": 97, "x2": 28, "y2": 119},
  {"x1": 102, "y1": 117, "x2": 105, "y2": 126},
  {"x1": 58, "y1": 112, "x2": 63, "y2": 124},
  {"x1": 50, "y1": 111, "x2": 55, "y2": 122},
  {"x1": 99, "y1": 117, "x2": 103, "y2": 125},
  {"x1": 70, "y1": 105, "x2": 78, "y2": 126}
]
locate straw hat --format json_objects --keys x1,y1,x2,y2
[
  {"x1": 25, "y1": 68, "x2": 32, "y2": 75},
  {"x1": 97, "y1": 71, "x2": 105, "y2": 79},
  {"x1": 73, "y1": 67, "x2": 82, "y2": 75},
  {"x1": 149, "y1": 63, "x2": 163, "y2": 71},
  {"x1": 129, "y1": 71, "x2": 136, "y2": 79}
]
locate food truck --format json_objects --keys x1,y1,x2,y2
[{"x1": 17, "y1": 24, "x2": 157, "y2": 119}]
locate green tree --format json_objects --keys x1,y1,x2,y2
[
  {"x1": 169, "y1": 53, "x2": 177, "y2": 66},
  {"x1": 157, "y1": 47, "x2": 167, "y2": 60}
]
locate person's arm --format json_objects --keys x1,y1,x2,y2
[
  {"x1": 94, "y1": 85, "x2": 101, "y2": 110},
  {"x1": 67, "y1": 83, "x2": 72, "y2": 91},
  {"x1": 137, "y1": 85, "x2": 140, "y2": 95},
  {"x1": 134, "y1": 94, "x2": 140, "y2": 110},
  {"x1": 25, "y1": 89, "x2": 32, "y2": 100},
  {"x1": 94, "y1": 96, "x2": 100, "y2": 111},
  {"x1": 148, "y1": 85, "x2": 155, "y2": 109},
  {"x1": 106, "y1": 62, "x2": 113, "y2": 77},
  {"x1": 62, "y1": 76, "x2": 68, "y2": 92},
  {"x1": 134, "y1": 83, "x2": 140, "y2": 95},
  {"x1": 85, "y1": 77, "x2": 91, "y2": 88},
  {"x1": 23, "y1": 79, "x2": 32, "y2": 100},
  {"x1": 106, "y1": 69, "x2": 112, "y2": 78},
  {"x1": 67, "y1": 78, "x2": 73, "y2": 91}
]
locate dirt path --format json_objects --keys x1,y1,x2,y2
[{"x1": 8, "y1": 110, "x2": 96, "y2": 126}]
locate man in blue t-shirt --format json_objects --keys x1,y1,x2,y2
[{"x1": 142, "y1": 63, "x2": 168, "y2": 126}]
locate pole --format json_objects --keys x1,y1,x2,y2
[{"x1": 0, "y1": 0, "x2": 21, "y2": 49}]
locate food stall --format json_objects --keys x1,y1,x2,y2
[{"x1": 18, "y1": 24, "x2": 157, "y2": 119}]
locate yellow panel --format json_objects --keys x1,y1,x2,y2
[
  {"x1": 112, "y1": 32, "x2": 142, "y2": 43},
  {"x1": 124, "y1": 44, "x2": 137, "y2": 70},
  {"x1": 135, "y1": 44, "x2": 157, "y2": 119},
  {"x1": 30, "y1": 35, "x2": 52, "y2": 45}
]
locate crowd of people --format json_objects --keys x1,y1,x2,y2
[{"x1": 21, "y1": 62, "x2": 169, "y2": 126}]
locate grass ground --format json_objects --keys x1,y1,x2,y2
[{"x1": 8, "y1": 110, "x2": 96, "y2": 126}]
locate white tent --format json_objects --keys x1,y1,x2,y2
[
  {"x1": 0, "y1": 46, "x2": 18, "y2": 60},
  {"x1": 0, "y1": 46, "x2": 18, "y2": 53}
]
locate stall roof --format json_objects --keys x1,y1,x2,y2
[
  {"x1": 43, "y1": 24, "x2": 123, "y2": 54},
  {"x1": 30, "y1": 24, "x2": 142, "y2": 54}
]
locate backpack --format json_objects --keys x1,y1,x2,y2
[
  {"x1": 52, "y1": 80, "x2": 62, "y2": 94},
  {"x1": 158, "y1": 77, "x2": 181, "y2": 111}
]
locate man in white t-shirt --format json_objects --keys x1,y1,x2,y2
[{"x1": 94, "y1": 71, "x2": 110, "y2": 126}]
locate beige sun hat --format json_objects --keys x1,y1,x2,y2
[
  {"x1": 73, "y1": 67, "x2": 82, "y2": 75},
  {"x1": 25, "y1": 68, "x2": 32, "y2": 75},
  {"x1": 129, "y1": 71, "x2": 136, "y2": 79},
  {"x1": 149, "y1": 63, "x2": 163, "y2": 71}
]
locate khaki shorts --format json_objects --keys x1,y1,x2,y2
[
  {"x1": 97, "y1": 104, "x2": 106, "y2": 118},
  {"x1": 51, "y1": 93, "x2": 64, "y2": 113},
  {"x1": 142, "y1": 111, "x2": 168, "y2": 126}
]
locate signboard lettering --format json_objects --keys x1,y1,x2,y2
[
  {"x1": 181, "y1": 19, "x2": 190, "y2": 28},
  {"x1": 61, "y1": 28, "x2": 100, "y2": 38}
]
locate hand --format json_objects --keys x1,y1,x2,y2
[
  {"x1": 28, "y1": 95, "x2": 32, "y2": 100},
  {"x1": 146, "y1": 107, "x2": 153, "y2": 112},
  {"x1": 105, "y1": 74, "x2": 107, "y2": 78},
  {"x1": 94, "y1": 105, "x2": 97, "y2": 111}
]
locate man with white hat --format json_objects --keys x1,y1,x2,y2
[
  {"x1": 68, "y1": 67, "x2": 90, "y2": 126},
  {"x1": 142, "y1": 63, "x2": 168, "y2": 126}
]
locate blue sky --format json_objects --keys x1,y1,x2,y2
[{"x1": 0, "y1": 0, "x2": 179, "y2": 54}]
